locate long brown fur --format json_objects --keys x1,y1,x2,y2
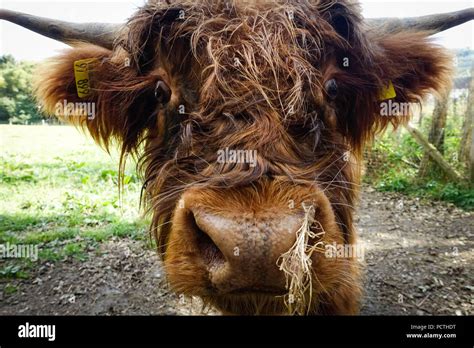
[{"x1": 34, "y1": 0, "x2": 452, "y2": 315}]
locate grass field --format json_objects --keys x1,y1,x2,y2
[{"x1": 0, "y1": 125, "x2": 148, "y2": 280}]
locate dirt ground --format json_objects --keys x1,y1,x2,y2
[{"x1": 1, "y1": 187, "x2": 472, "y2": 315}]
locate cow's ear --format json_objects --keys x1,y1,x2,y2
[
  {"x1": 370, "y1": 31, "x2": 453, "y2": 129},
  {"x1": 335, "y1": 31, "x2": 452, "y2": 153},
  {"x1": 34, "y1": 43, "x2": 156, "y2": 152},
  {"x1": 35, "y1": 44, "x2": 110, "y2": 139},
  {"x1": 375, "y1": 31, "x2": 452, "y2": 105}
]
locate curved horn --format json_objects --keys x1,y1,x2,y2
[
  {"x1": 366, "y1": 8, "x2": 474, "y2": 34},
  {"x1": 0, "y1": 9, "x2": 121, "y2": 49}
]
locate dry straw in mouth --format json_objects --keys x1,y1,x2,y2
[{"x1": 276, "y1": 203, "x2": 326, "y2": 315}]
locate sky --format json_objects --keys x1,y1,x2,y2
[{"x1": 0, "y1": 0, "x2": 473, "y2": 61}]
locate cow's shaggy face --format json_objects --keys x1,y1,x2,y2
[
  {"x1": 133, "y1": 0, "x2": 365, "y2": 315},
  {"x1": 36, "y1": 0, "x2": 451, "y2": 314}
]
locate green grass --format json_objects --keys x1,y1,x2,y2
[
  {"x1": 0, "y1": 125, "x2": 149, "y2": 279},
  {"x1": 4, "y1": 283, "x2": 18, "y2": 294}
]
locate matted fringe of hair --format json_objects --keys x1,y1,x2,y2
[{"x1": 276, "y1": 203, "x2": 326, "y2": 315}]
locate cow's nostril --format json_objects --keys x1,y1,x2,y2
[{"x1": 190, "y1": 214, "x2": 225, "y2": 268}]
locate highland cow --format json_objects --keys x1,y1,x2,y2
[{"x1": 1, "y1": 0, "x2": 472, "y2": 315}]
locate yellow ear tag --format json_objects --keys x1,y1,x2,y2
[
  {"x1": 379, "y1": 81, "x2": 397, "y2": 101},
  {"x1": 74, "y1": 58, "x2": 98, "y2": 98}
]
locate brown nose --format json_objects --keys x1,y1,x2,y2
[{"x1": 190, "y1": 209, "x2": 303, "y2": 293}]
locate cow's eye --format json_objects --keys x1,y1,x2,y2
[
  {"x1": 324, "y1": 79, "x2": 338, "y2": 100},
  {"x1": 154, "y1": 80, "x2": 171, "y2": 104}
]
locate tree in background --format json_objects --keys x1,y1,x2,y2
[
  {"x1": 0, "y1": 54, "x2": 44, "y2": 124},
  {"x1": 418, "y1": 87, "x2": 451, "y2": 177},
  {"x1": 459, "y1": 66, "x2": 474, "y2": 184}
]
